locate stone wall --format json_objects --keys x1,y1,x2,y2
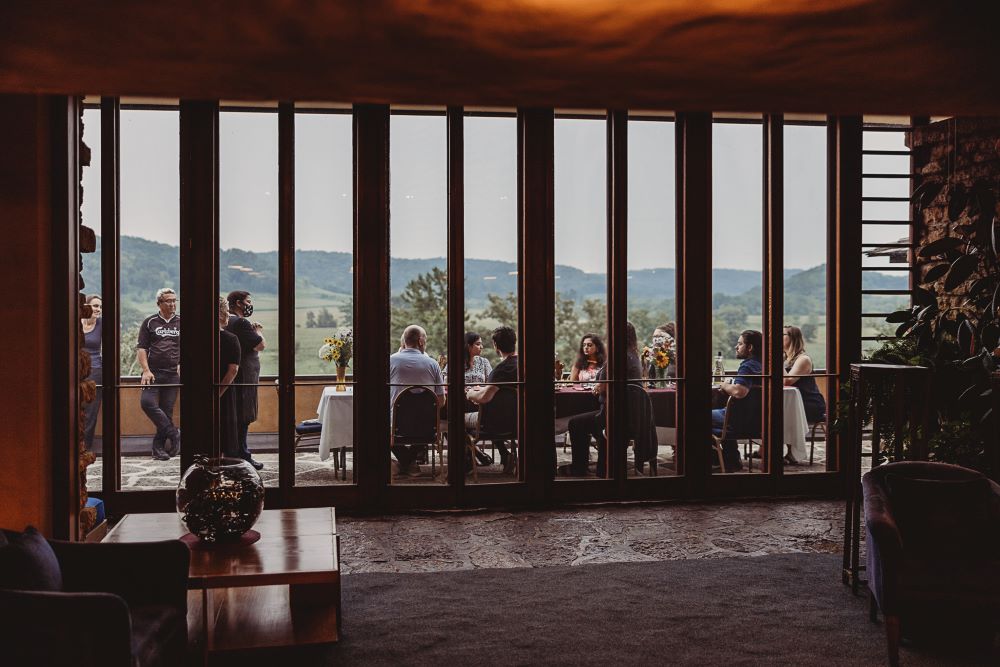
[{"x1": 910, "y1": 117, "x2": 1000, "y2": 314}]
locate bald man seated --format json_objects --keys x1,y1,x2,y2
[{"x1": 388, "y1": 324, "x2": 446, "y2": 476}]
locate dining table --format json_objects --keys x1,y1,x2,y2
[
  {"x1": 317, "y1": 385, "x2": 353, "y2": 462},
  {"x1": 554, "y1": 383, "x2": 809, "y2": 461}
]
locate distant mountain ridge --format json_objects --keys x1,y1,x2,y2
[{"x1": 84, "y1": 236, "x2": 908, "y2": 311}]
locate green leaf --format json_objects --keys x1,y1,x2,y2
[
  {"x1": 980, "y1": 388, "x2": 993, "y2": 399},
  {"x1": 958, "y1": 383, "x2": 982, "y2": 403},
  {"x1": 948, "y1": 183, "x2": 968, "y2": 222},
  {"x1": 961, "y1": 354, "x2": 984, "y2": 369},
  {"x1": 921, "y1": 262, "x2": 949, "y2": 284},
  {"x1": 912, "y1": 285, "x2": 935, "y2": 306},
  {"x1": 895, "y1": 321, "x2": 914, "y2": 338},
  {"x1": 992, "y1": 215, "x2": 1000, "y2": 259},
  {"x1": 944, "y1": 254, "x2": 979, "y2": 291},
  {"x1": 957, "y1": 319, "x2": 975, "y2": 355},
  {"x1": 885, "y1": 310, "x2": 912, "y2": 323},
  {"x1": 917, "y1": 236, "x2": 964, "y2": 258}
]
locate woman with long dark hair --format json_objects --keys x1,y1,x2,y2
[
  {"x1": 570, "y1": 333, "x2": 605, "y2": 383},
  {"x1": 443, "y1": 331, "x2": 493, "y2": 385}
]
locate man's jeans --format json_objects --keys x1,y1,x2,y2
[{"x1": 141, "y1": 371, "x2": 180, "y2": 456}]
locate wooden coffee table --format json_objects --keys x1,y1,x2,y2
[{"x1": 103, "y1": 507, "x2": 340, "y2": 655}]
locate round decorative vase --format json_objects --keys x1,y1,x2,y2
[
  {"x1": 335, "y1": 365, "x2": 347, "y2": 391},
  {"x1": 176, "y1": 456, "x2": 264, "y2": 543}
]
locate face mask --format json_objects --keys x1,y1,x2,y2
[{"x1": 242, "y1": 302, "x2": 254, "y2": 318}]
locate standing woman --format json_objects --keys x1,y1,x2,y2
[
  {"x1": 570, "y1": 333, "x2": 606, "y2": 383},
  {"x1": 226, "y1": 290, "x2": 266, "y2": 470},
  {"x1": 218, "y1": 297, "x2": 242, "y2": 458},
  {"x1": 444, "y1": 332, "x2": 493, "y2": 385},
  {"x1": 81, "y1": 295, "x2": 103, "y2": 450}
]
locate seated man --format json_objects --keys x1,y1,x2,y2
[
  {"x1": 711, "y1": 329, "x2": 763, "y2": 473},
  {"x1": 465, "y1": 326, "x2": 518, "y2": 474},
  {"x1": 560, "y1": 322, "x2": 642, "y2": 478},
  {"x1": 389, "y1": 324, "x2": 445, "y2": 476}
]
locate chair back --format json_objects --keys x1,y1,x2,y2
[
  {"x1": 479, "y1": 385, "x2": 518, "y2": 437},
  {"x1": 391, "y1": 386, "x2": 440, "y2": 446},
  {"x1": 626, "y1": 383, "x2": 658, "y2": 465},
  {"x1": 721, "y1": 384, "x2": 762, "y2": 439}
]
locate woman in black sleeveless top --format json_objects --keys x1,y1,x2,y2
[{"x1": 783, "y1": 325, "x2": 827, "y2": 423}]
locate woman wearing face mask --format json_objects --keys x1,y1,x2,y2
[
  {"x1": 226, "y1": 290, "x2": 266, "y2": 470},
  {"x1": 81, "y1": 295, "x2": 103, "y2": 450}
]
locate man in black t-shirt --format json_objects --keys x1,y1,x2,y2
[
  {"x1": 137, "y1": 288, "x2": 181, "y2": 460},
  {"x1": 465, "y1": 326, "x2": 518, "y2": 473},
  {"x1": 226, "y1": 290, "x2": 266, "y2": 470}
]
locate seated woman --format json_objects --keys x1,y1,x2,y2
[
  {"x1": 570, "y1": 333, "x2": 605, "y2": 383},
  {"x1": 783, "y1": 324, "x2": 828, "y2": 439},
  {"x1": 443, "y1": 331, "x2": 493, "y2": 385}
]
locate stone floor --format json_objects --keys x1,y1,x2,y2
[
  {"x1": 86, "y1": 439, "x2": 832, "y2": 491},
  {"x1": 336, "y1": 499, "x2": 846, "y2": 574}
]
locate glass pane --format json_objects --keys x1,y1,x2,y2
[
  {"x1": 627, "y1": 118, "x2": 678, "y2": 478},
  {"x1": 712, "y1": 121, "x2": 765, "y2": 474},
  {"x1": 119, "y1": 107, "x2": 181, "y2": 490},
  {"x1": 554, "y1": 115, "x2": 608, "y2": 479},
  {"x1": 863, "y1": 153, "x2": 909, "y2": 173},
  {"x1": 81, "y1": 107, "x2": 103, "y2": 492},
  {"x1": 463, "y1": 113, "x2": 521, "y2": 484},
  {"x1": 389, "y1": 112, "x2": 448, "y2": 485},
  {"x1": 784, "y1": 123, "x2": 831, "y2": 472},
  {"x1": 862, "y1": 223, "x2": 910, "y2": 245},
  {"x1": 294, "y1": 110, "x2": 355, "y2": 486},
  {"x1": 219, "y1": 110, "x2": 279, "y2": 486},
  {"x1": 863, "y1": 131, "x2": 907, "y2": 152},
  {"x1": 863, "y1": 270, "x2": 909, "y2": 291},
  {"x1": 863, "y1": 177, "x2": 910, "y2": 198}
]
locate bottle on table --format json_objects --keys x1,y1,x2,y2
[{"x1": 714, "y1": 351, "x2": 725, "y2": 381}]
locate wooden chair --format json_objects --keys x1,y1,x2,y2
[
  {"x1": 808, "y1": 418, "x2": 827, "y2": 465},
  {"x1": 467, "y1": 385, "x2": 518, "y2": 482},
  {"x1": 627, "y1": 384, "x2": 658, "y2": 476},
  {"x1": 711, "y1": 386, "x2": 763, "y2": 472},
  {"x1": 390, "y1": 386, "x2": 444, "y2": 480}
]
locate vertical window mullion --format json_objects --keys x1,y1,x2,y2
[
  {"x1": 764, "y1": 114, "x2": 784, "y2": 478},
  {"x1": 277, "y1": 102, "x2": 296, "y2": 492},
  {"x1": 101, "y1": 96, "x2": 121, "y2": 496}
]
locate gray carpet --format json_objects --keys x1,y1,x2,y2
[{"x1": 217, "y1": 553, "x2": 997, "y2": 666}]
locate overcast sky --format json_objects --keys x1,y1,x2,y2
[{"x1": 81, "y1": 109, "x2": 832, "y2": 272}]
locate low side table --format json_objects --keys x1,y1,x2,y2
[{"x1": 103, "y1": 507, "x2": 340, "y2": 655}]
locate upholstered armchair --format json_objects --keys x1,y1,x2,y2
[
  {"x1": 0, "y1": 528, "x2": 190, "y2": 667},
  {"x1": 862, "y1": 462, "x2": 1000, "y2": 666}
]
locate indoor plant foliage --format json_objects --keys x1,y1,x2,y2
[{"x1": 881, "y1": 177, "x2": 1000, "y2": 469}]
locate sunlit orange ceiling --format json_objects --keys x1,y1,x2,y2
[{"x1": 1, "y1": 0, "x2": 996, "y2": 114}]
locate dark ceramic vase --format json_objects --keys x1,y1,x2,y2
[{"x1": 176, "y1": 456, "x2": 264, "y2": 542}]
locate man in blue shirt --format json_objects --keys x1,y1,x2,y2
[
  {"x1": 712, "y1": 329, "x2": 763, "y2": 472},
  {"x1": 389, "y1": 325, "x2": 445, "y2": 476}
]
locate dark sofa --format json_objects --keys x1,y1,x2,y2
[
  {"x1": 863, "y1": 462, "x2": 1000, "y2": 665},
  {"x1": 0, "y1": 528, "x2": 189, "y2": 666}
]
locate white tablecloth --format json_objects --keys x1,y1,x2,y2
[
  {"x1": 317, "y1": 386, "x2": 353, "y2": 461},
  {"x1": 783, "y1": 386, "x2": 809, "y2": 462}
]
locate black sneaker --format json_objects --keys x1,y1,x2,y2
[
  {"x1": 246, "y1": 458, "x2": 264, "y2": 471},
  {"x1": 152, "y1": 451, "x2": 170, "y2": 461}
]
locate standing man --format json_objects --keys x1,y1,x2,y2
[
  {"x1": 711, "y1": 329, "x2": 764, "y2": 472},
  {"x1": 226, "y1": 290, "x2": 266, "y2": 470},
  {"x1": 389, "y1": 324, "x2": 445, "y2": 476},
  {"x1": 138, "y1": 288, "x2": 181, "y2": 461}
]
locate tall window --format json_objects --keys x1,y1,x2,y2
[
  {"x1": 464, "y1": 111, "x2": 522, "y2": 484},
  {"x1": 119, "y1": 104, "x2": 181, "y2": 490},
  {"x1": 219, "y1": 106, "x2": 279, "y2": 484},
  {"x1": 294, "y1": 106, "x2": 355, "y2": 486},
  {"x1": 553, "y1": 112, "x2": 609, "y2": 480},
  {"x1": 626, "y1": 114, "x2": 678, "y2": 478},
  {"x1": 712, "y1": 116, "x2": 765, "y2": 474},
  {"x1": 389, "y1": 109, "x2": 448, "y2": 485},
  {"x1": 81, "y1": 101, "x2": 103, "y2": 492},
  {"x1": 784, "y1": 118, "x2": 832, "y2": 471}
]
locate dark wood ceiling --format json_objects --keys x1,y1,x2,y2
[{"x1": 2, "y1": 0, "x2": 996, "y2": 114}]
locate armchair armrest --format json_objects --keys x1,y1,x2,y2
[
  {"x1": 50, "y1": 539, "x2": 189, "y2": 610},
  {"x1": 0, "y1": 588, "x2": 133, "y2": 666},
  {"x1": 862, "y1": 477, "x2": 904, "y2": 569}
]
